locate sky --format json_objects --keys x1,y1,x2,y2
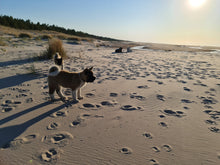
[{"x1": 1, "y1": 0, "x2": 220, "y2": 46}]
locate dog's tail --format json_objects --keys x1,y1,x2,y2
[{"x1": 48, "y1": 66, "x2": 60, "y2": 76}]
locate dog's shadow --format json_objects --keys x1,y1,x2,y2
[{"x1": 0, "y1": 102, "x2": 66, "y2": 148}]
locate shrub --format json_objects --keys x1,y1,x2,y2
[
  {"x1": 67, "y1": 36, "x2": 81, "y2": 41},
  {"x1": 41, "y1": 34, "x2": 52, "y2": 40},
  {"x1": 41, "y1": 38, "x2": 67, "y2": 59},
  {"x1": 82, "y1": 38, "x2": 93, "y2": 43},
  {"x1": 18, "y1": 33, "x2": 32, "y2": 38},
  {"x1": 0, "y1": 39, "x2": 7, "y2": 46},
  {"x1": 57, "y1": 34, "x2": 67, "y2": 40}
]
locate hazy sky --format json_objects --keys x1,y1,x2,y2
[{"x1": 1, "y1": 0, "x2": 220, "y2": 46}]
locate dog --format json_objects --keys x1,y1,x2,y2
[
  {"x1": 48, "y1": 66, "x2": 96, "y2": 102},
  {"x1": 115, "y1": 47, "x2": 123, "y2": 53},
  {"x1": 127, "y1": 47, "x2": 132, "y2": 53},
  {"x1": 54, "y1": 52, "x2": 64, "y2": 70}
]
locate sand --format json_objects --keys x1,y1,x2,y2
[{"x1": 0, "y1": 34, "x2": 220, "y2": 165}]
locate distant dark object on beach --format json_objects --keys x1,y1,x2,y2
[
  {"x1": 115, "y1": 47, "x2": 123, "y2": 53},
  {"x1": 127, "y1": 47, "x2": 132, "y2": 52}
]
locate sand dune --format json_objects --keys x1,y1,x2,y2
[{"x1": 0, "y1": 35, "x2": 220, "y2": 165}]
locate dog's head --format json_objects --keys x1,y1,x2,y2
[
  {"x1": 54, "y1": 52, "x2": 63, "y2": 66},
  {"x1": 82, "y1": 67, "x2": 96, "y2": 83}
]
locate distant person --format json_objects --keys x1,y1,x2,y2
[{"x1": 115, "y1": 47, "x2": 123, "y2": 53}]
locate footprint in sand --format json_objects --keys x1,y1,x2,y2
[
  {"x1": 159, "y1": 122, "x2": 168, "y2": 128},
  {"x1": 149, "y1": 159, "x2": 159, "y2": 165},
  {"x1": 119, "y1": 147, "x2": 132, "y2": 154},
  {"x1": 101, "y1": 100, "x2": 118, "y2": 107},
  {"x1": 41, "y1": 85, "x2": 48, "y2": 89},
  {"x1": 1, "y1": 99, "x2": 22, "y2": 112},
  {"x1": 183, "y1": 106, "x2": 190, "y2": 110},
  {"x1": 143, "y1": 132, "x2": 153, "y2": 139},
  {"x1": 50, "y1": 110, "x2": 68, "y2": 118},
  {"x1": 198, "y1": 96, "x2": 218, "y2": 105},
  {"x1": 183, "y1": 87, "x2": 191, "y2": 92},
  {"x1": 41, "y1": 132, "x2": 73, "y2": 147},
  {"x1": 110, "y1": 92, "x2": 118, "y2": 97},
  {"x1": 2, "y1": 133, "x2": 39, "y2": 149},
  {"x1": 204, "y1": 105, "x2": 213, "y2": 109},
  {"x1": 47, "y1": 122, "x2": 60, "y2": 130},
  {"x1": 209, "y1": 88, "x2": 216, "y2": 92},
  {"x1": 193, "y1": 81, "x2": 207, "y2": 87},
  {"x1": 130, "y1": 93, "x2": 146, "y2": 101},
  {"x1": 25, "y1": 98, "x2": 33, "y2": 103},
  {"x1": 203, "y1": 110, "x2": 212, "y2": 114},
  {"x1": 205, "y1": 120, "x2": 217, "y2": 125},
  {"x1": 137, "y1": 85, "x2": 149, "y2": 89},
  {"x1": 162, "y1": 144, "x2": 172, "y2": 152},
  {"x1": 2, "y1": 100, "x2": 14, "y2": 105},
  {"x1": 2, "y1": 107, "x2": 14, "y2": 112},
  {"x1": 156, "y1": 94, "x2": 165, "y2": 101},
  {"x1": 160, "y1": 109, "x2": 186, "y2": 118},
  {"x1": 152, "y1": 146, "x2": 160, "y2": 152},
  {"x1": 78, "y1": 113, "x2": 104, "y2": 120},
  {"x1": 16, "y1": 93, "x2": 28, "y2": 98},
  {"x1": 85, "y1": 93, "x2": 95, "y2": 98},
  {"x1": 70, "y1": 117, "x2": 86, "y2": 127},
  {"x1": 120, "y1": 105, "x2": 142, "y2": 111},
  {"x1": 155, "y1": 80, "x2": 163, "y2": 85},
  {"x1": 40, "y1": 148, "x2": 62, "y2": 162},
  {"x1": 2, "y1": 100, "x2": 10, "y2": 105},
  {"x1": 159, "y1": 115, "x2": 166, "y2": 118},
  {"x1": 13, "y1": 101, "x2": 22, "y2": 105},
  {"x1": 208, "y1": 111, "x2": 220, "y2": 120},
  {"x1": 83, "y1": 103, "x2": 95, "y2": 108},
  {"x1": 209, "y1": 127, "x2": 220, "y2": 133},
  {"x1": 22, "y1": 134, "x2": 39, "y2": 144},
  {"x1": 80, "y1": 103, "x2": 101, "y2": 110},
  {"x1": 178, "y1": 80, "x2": 187, "y2": 84},
  {"x1": 181, "y1": 99, "x2": 194, "y2": 104},
  {"x1": 79, "y1": 113, "x2": 92, "y2": 119},
  {"x1": 70, "y1": 119, "x2": 82, "y2": 127},
  {"x1": 0, "y1": 94, "x2": 5, "y2": 100}
]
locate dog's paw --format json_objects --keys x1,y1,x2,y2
[
  {"x1": 72, "y1": 99, "x2": 79, "y2": 104},
  {"x1": 50, "y1": 98, "x2": 56, "y2": 102},
  {"x1": 61, "y1": 97, "x2": 67, "y2": 101},
  {"x1": 78, "y1": 96, "x2": 84, "y2": 100}
]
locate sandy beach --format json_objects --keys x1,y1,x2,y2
[{"x1": 0, "y1": 32, "x2": 220, "y2": 165}]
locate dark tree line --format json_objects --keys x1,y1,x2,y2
[{"x1": 0, "y1": 15, "x2": 118, "y2": 41}]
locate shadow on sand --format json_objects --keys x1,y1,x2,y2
[
  {"x1": 0, "y1": 73, "x2": 45, "y2": 90},
  {"x1": 0, "y1": 56, "x2": 45, "y2": 68},
  {"x1": 0, "y1": 101, "x2": 66, "y2": 148}
]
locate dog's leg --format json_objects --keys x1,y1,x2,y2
[
  {"x1": 49, "y1": 94, "x2": 55, "y2": 101},
  {"x1": 49, "y1": 86, "x2": 56, "y2": 101},
  {"x1": 77, "y1": 88, "x2": 83, "y2": 100},
  {"x1": 72, "y1": 90, "x2": 78, "y2": 102},
  {"x1": 56, "y1": 86, "x2": 66, "y2": 101}
]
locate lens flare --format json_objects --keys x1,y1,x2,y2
[{"x1": 189, "y1": 0, "x2": 206, "y2": 8}]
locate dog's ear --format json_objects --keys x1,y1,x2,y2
[{"x1": 89, "y1": 67, "x2": 93, "y2": 71}]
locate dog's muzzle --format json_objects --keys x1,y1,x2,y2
[{"x1": 87, "y1": 76, "x2": 96, "y2": 82}]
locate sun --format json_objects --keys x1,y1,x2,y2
[{"x1": 189, "y1": 0, "x2": 206, "y2": 8}]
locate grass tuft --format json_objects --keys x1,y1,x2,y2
[
  {"x1": 40, "y1": 38, "x2": 67, "y2": 59},
  {"x1": 18, "y1": 33, "x2": 32, "y2": 38},
  {"x1": 0, "y1": 39, "x2": 7, "y2": 46},
  {"x1": 41, "y1": 34, "x2": 52, "y2": 40}
]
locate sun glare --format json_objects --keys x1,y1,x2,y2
[{"x1": 189, "y1": 0, "x2": 206, "y2": 8}]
